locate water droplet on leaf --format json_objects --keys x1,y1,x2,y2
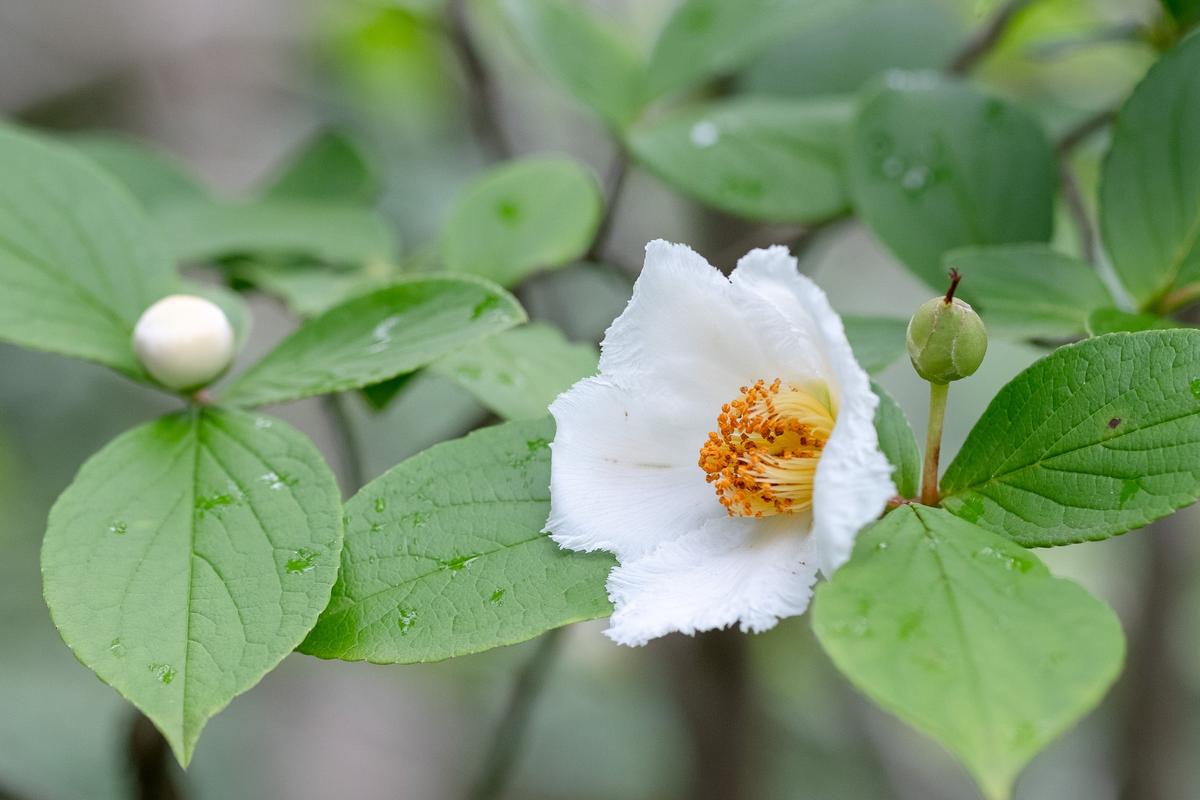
[
  {"x1": 149, "y1": 663, "x2": 176, "y2": 685},
  {"x1": 286, "y1": 548, "x2": 319, "y2": 574},
  {"x1": 689, "y1": 120, "x2": 720, "y2": 148}
]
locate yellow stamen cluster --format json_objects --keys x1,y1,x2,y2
[{"x1": 698, "y1": 379, "x2": 835, "y2": 517}]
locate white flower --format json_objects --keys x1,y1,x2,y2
[{"x1": 547, "y1": 240, "x2": 895, "y2": 646}]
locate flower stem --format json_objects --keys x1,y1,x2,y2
[
  {"x1": 466, "y1": 628, "x2": 565, "y2": 800},
  {"x1": 921, "y1": 382, "x2": 949, "y2": 506},
  {"x1": 321, "y1": 393, "x2": 365, "y2": 495}
]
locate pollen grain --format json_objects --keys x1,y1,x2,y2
[{"x1": 698, "y1": 378, "x2": 834, "y2": 518}]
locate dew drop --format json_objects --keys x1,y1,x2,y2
[
  {"x1": 875, "y1": 540, "x2": 889, "y2": 551},
  {"x1": 496, "y1": 199, "x2": 521, "y2": 224},
  {"x1": 689, "y1": 120, "x2": 720, "y2": 148},
  {"x1": 259, "y1": 472, "x2": 286, "y2": 491},
  {"x1": 489, "y1": 588, "x2": 506, "y2": 605},
  {"x1": 254, "y1": 417, "x2": 272, "y2": 430},
  {"x1": 1191, "y1": 378, "x2": 1200, "y2": 399},
  {"x1": 286, "y1": 548, "x2": 319, "y2": 574},
  {"x1": 440, "y1": 553, "x2": 480, "y2": 573},
  {"x1": 108, "y1": 519, "x2": 128, "y2": 536},
  {"x1": 901, "y1": 164, "x2": 930, "y2": 194},
  {"x1": 368, "y1": 315, "x2": 402, "y2": 354},
  {"x1": 397, "y1": 608, "x2": 417, "y2": 634},
  {"x1": 370, "y1": 522, "x2": 384, "y2": 534},
  {"x1": 195, "y1": 492, "x2": 236, "y2": 518},
  {"x1": 109, "y1": 638, "x2": 126, "y2": 658},
  {"x1": 375, "y1": 497, "x2": 387, "y2": 513},
  {"x1": 404, "y1": 511, "x2": 431, "y2": 528},
  {"x1": 149, "y1": 663, "x2": 176, "y2": 685}
]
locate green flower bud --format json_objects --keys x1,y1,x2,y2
[{"x1": 906, "y1": 271, "x2": 988, "y2": 384}]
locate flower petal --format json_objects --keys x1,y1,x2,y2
[
  {"x1": 547, "y1": 376, "x2": 726, "y2": 561},
  {"x1": 604, "y1": 516, "x2": 819, "y2": 646},
  {"x1": 732, "y1": 247, "x2": 896, "y2": 575},
  {"x1": 598, "y1": 240, "x2": 777, "y2": 414}
]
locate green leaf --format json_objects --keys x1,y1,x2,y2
[
  {"x1": 442, "y1": 156, "x2": 602, "y2": 287},
  {"x1": 159, "y1": 200, "x2": 398, "y2": 265},
  {"x1": 849, "y1": 74, "x2": 1056, "y2": 289},
  {"x1": 944, "y1": 244, "x2": 1113, "y2": 339},
  {"x1": 360, "y1": 372, "x2": 417, "y2": 412},
  {"x1": 813, "y1": 505, "x2": 1124, "y2": 800},
  {"x1": 644, "y1": 0, "x2": 838, "y2": 100},
  {"x1": 872, "y1": 382, "x2": 919, "y2": 499},
  {"x1": 42, "y1": 407, "x2": 343, "y2": 765},
  {"x1": 500, "y1": 0, "x2": 644, "y2": 127},
  {"x1": 843, "y1": 315, "x2": 907, "y2": 374},
  {"x1": 1099, "y1": 34, "x2": 1200, "y2": 310},
  {"x1": 264, "y1": 130, "x2": 378, "y2": 205},
  {"x1": 1086, "y1": 307, "x2": 1180, "y2": 336},
  {"x1": 738, "y1": 0, "x2": 964, "y2": 98},
  {"x1": 941, "y1": 330, "x2": 1200, "y2": 546},
  {"x1": 223, "y1": 275, "x2": 525, "y2": 408},
  {"x1": 626, "y1": 96, "x2": 851, "y2": 222},
  {"x1": 1162, "y1": 0, "x2": 1200, "y2": 29},
  {"x1": 0, "y1": 124, "x2": 178, "y2": 375},
  {"x1": 432, "y1": 323, "x2": 597, "y2": 420},
  {"x1": 67, "y1": 133, "x2": 208, "y2": 212},
  {"x1": 300, "y1": 418, "x2": 613, "y2": 663},
  {"x1": 232, "y1": 259, "x2": 393, "y2": 318}
]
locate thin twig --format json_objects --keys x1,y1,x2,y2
[
  {"x1": 947, "y1": 0, "x2": 1036, "y2": 74},
  {"x1": 128, "y1": 710, "x2": 184, "y2": 800},
  {"x1": 1056, "y1": 108, "x2": 1116, "y2": 155},
  {"x1": 447, "y1": 0, "x2": 513, "y2": 159},
  {"x1": 585, "y1": 150, "x2": 630, "y2": 267},
  {"x1": 321, "y1": 393, "x2": 366, "y2": 494},
  {"x1": 664, "y1": 629, "x2": 755, "y2": 800},
  {"x1": 1054, "y1": 108, "x2": 1115, "y2": 265},
  {"x1": 1115, "y1": 516, "x2": 1188, "y2": 800},
  {"x1": 466, "y1": 629, "x2": 566, "y2": 800},
  {"x1": 1058, "y1": 164, "x2": 1098, "y2": 263}
]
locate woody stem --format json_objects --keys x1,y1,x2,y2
[{"x1": 921, "y1": 382, "x2": 949, "y2": 506}]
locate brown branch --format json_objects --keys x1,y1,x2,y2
[
  {"x1": 947, "y1": 0, "x2": 1037, "y2": 75},
  {"x1": 585, "y1": 150, "x2": 630, "y2": 267},
  {"x1": 1054, "y1": 108, "x2": 1115, "y2": 265},
  {"x1": 1056, "y1": 108, "x2": 1117, "y2": 155},
  {"x1": 663, "y1": 629, "x2": 755, "y2": 800},
  {"x1": 128, "y1": 710, "x2": 184, "y2": 800},
  {"x1": 447, "y1": 0, "x2": 513, "y2": 159},
  {"x1": 1115, "y1": 516, "x2": 1190, "y2": 800},
  {"x1": 466, "y1": 629, "x2": 566, "y2": 800},
  {"x1": 1058, "y1": 164, "x2": 1098, "y2": 264}
]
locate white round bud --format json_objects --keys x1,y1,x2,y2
[{"x1": 132, "y1": 294, "x2": 235, "y2": 391}]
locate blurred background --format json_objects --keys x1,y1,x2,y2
[{"x1": 2, "y1": 0, "x2": 1198, "y2": 798}]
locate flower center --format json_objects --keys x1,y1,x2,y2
[{"x1": 698, "y1": 378, "x2": 835, "y2": 517}]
